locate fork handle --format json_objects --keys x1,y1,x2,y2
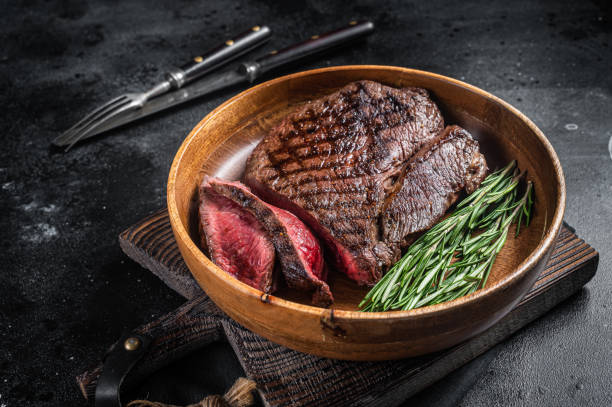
[
  {"x1": 239, "y1": 21, "x2": 374, "y2": 82},
  {"x1": 165, "y1": 25, "x2": 271, "y2": 89}
]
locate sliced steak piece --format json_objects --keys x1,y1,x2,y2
[
  {"x1": 382, "y1": 125, "x2": 488, "y2": 247},
  {"x1": 245, "y1": 80, "x2": 445, "y2": 285},
  {"x1": 199, "y1": 180, "x2": 276, "y2": 293},
  {"x1": 204, "y1": 177, "x2": 332, "y2": 307}
]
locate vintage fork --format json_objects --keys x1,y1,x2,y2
[{"x1": 54, "y1": 25, "x2": 270, "y2": 150}]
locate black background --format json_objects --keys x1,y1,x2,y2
[{"x1": 1, "y1": 1, "x2": 611, "y2": 406}]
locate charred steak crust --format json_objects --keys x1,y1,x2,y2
[
  {"x1": 206, "y1": 177, "x2": 333, "y2": 307},
  {"x1": 382, "y1": 125, "x2": 488, "y2": 247},
  {"x1": 198, "y1": 180, "x2": 276, "y2": 293},
  {"x1": 245, "y1": 80, "x2": 445, "y2": 285}
]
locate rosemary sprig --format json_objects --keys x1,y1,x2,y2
[{"x1": 359, "y1": 161, "x2": 534, "y2": 312}]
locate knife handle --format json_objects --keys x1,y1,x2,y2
[
  {"x1": 240, "y1": 21, "x2": 374, "y2": 82},
  {"x1": 165, "y1": 25, "x2": 271, "y2": 88}
]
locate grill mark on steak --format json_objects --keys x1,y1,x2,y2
[
  {"x1": 286, "y1": 186, "x2": 369, "y2": 196},
  {"x1": 204, "y1": 177, "x2": 333, "y2": 307},
  {"x1": 302, "y1": 199, "x2": 370, "y2": 210},
  {"x1": 263, "y1": 170, "x2": 372, "y2": 186},
  {"x1": 245, "y1": 80, "x2": 445, "y2": 285},
  {"x1": 269, "y1": 130, "x2": 353, "y2": 151},
  {"x1": 263, "y1": 130, "x2": 439, "y2": 183}
]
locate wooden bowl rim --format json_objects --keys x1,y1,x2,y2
[{"x1": 168, "y1": 65, "x2": 566, "y2": 320}]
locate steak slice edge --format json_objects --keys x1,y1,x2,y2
[
  {"x1": 198, "y1": 180, "x2": 276, "y2": 293},
  {"x1": 205, "y1": 177, "x2": 333, "y2": 307}
]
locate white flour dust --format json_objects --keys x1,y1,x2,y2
[{"x1": 21, "y1": 223, "x2": 58, "y2": 243}]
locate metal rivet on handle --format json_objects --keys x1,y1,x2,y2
[{"x1": 124, "y1": 337, "x2": 141, "y2": 351}]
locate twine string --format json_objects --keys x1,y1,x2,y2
[{"x1": 126, "y1": 377, "x2": 256, "y2": 407}]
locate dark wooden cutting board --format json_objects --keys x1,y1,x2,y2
[{"x1": 77, "y1": 209, "x2": 598, "y2": 406}]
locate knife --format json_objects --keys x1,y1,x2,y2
[{"x1": 72, "y1": 21, "x2": 374, "y2": 140}]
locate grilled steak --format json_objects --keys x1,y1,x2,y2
[
  {"x1": 245, "y1": 80, "x2": 445, "y2": 285},
  {"x1": 204, "y1": 177, "x2": 332, "y2": 307},
  {"x1": 382, "y1": 125, "x2": 488, "y2": 247},
  {"x1": 199, "y1": 179, "x2": 276, "y2": 292}
]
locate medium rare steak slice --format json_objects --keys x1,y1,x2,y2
[
  {"x1": 205, "y1": 177, "x2": 332, "y2": 307},
  {"x1": 382, "y1": 125, "x2": 488, "y2": 246},
  {"x1": 199, "y1": 180, "x2": 276, "y2": 293},
  {"x1": 245, "y1": 80, "x2": 444, "y2": 285}
]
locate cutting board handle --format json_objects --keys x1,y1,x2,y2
[{"x1": 77, "y1": 295, "x2": 226, "y2": 402}]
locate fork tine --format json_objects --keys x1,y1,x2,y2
[
  {"x1": 63, "y1": 100, "x2": 138, "y2": 151},
  {"x1": 58, "y1": 95, "x2": 126, "y2": 134},
  {"x1": 56, "y1": 97, "x2": 131, "y2": 144},
  {"x1": 54, "y1": 95, "x2": 130, "y2": 145},
  {"x1": 55, "y1": 98, "x2": 128, "y2": 146}
]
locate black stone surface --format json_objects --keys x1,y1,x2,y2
[{"x1": 1, "y1": 1, "x2": 610, "y2": 406}]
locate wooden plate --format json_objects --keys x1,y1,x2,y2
[{"x1": 167, "y1": 66, "x2": 565, "y2": 360}]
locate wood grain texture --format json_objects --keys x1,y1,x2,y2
[
  {"x1": 166, "y1": 66, "x2": 566, "y2": 360},
  {"x1": 76, "y1": 213, "x2": 598, "y2": 406},
  {"x1": 118, "y1": 209, "x2": 202, "y2": 300}
]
